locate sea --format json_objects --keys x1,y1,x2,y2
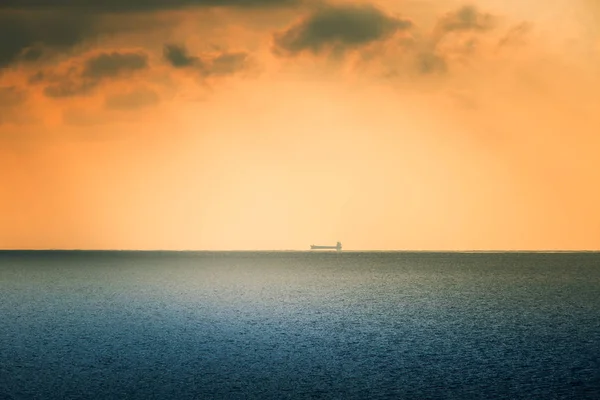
[{"x1": 1, "y1": 251, "x2": 599, "y2": 399}]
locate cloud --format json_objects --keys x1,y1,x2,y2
[
  {"x1": 272, "y1": 3, "x2": 412, "y2": 55},
  {"x1": 283, "y1": 4, "x2": 499, "y2": 77},
  {"x1": 411, "y1": 5, "x2": 497, "y2": 75},
  {"x1": 164, "y1": 44, "x2": 201, "y2": 68},
  {"x1": 0, "y1": 11, "x2": 97, "y2": 67},
  {"x1": 38, "y1": 50, "x2": 150, "y2": 98},
  {"x1": 82, "y1": 51, "x2": 149, "y2": 79},
  {"x1": 0, "y1": 0, "x2": 300, "y2": 13},
  {"x1": 163, "y1": 44, "x2": 249, "y2": 76},
  {"x1": 104, "y1": 88, "x2": 160, "y2": 110},
  {"x1": 0, "y1": 0, "x2": 297, "y2": 68},
  {"x1": 434, "y1": 5, "x2": 494, "y2": 36}
]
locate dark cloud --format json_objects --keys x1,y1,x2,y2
[
  {"x1": 40, "y1": 50, "x2": 150, "y2": 98},
  {"x1": 272, "y1": 4, "x2": 412, "y2": 55},
  {"x1": 0, "y1": 0, "x2": 295, "y2": 68},
  {"x1": 82, "y1": 51, "x2": 148, "y2": 79},
  {"x1": 163, "y1": 45, "x2": 202, "y2": 68},
  {"x1": 0, "y1": 0, "x2": 299, "y2": 12},
  {"x1": 0, "y1": 11, "x2": 96, "y2": 67},
  {"x1": 163, "y1": 44, "x2": 248, "y2": 76},
  {"x1": 104, "y1": 88, "x2": 160, "y2": 110}
]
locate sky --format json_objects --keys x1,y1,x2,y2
[{"x1": 1, "y1": 0, "x2": 599, "y2": 251}]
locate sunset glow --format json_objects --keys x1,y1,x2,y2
[{"x1": 1, "y1": 0, "x2": 599, "y2": 250}]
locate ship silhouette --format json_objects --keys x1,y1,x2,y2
[{"x1": 310, "y1": 242, "x2": 342, "y2": 251}]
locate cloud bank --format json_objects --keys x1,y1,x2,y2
[
  {"x1": 0, "y1": 0, "x2": 297, "y2": 68},
  {"x1": 1, "y1": 0, "x2": 598, "y2": 125},
  {"x1": 0, "y1": 0, "x2": 300, "y2": 12}
]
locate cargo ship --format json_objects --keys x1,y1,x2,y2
[{"x1": 310, "y1": 242, "x2": 342, "y2": 251}]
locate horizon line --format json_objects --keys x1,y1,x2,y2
[{"x1": 0, "y1": 249, "x2": 599, "y2": 253}]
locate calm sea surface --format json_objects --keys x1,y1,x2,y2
[{"x1": 1, "y1": 251, "x2": 599, "y2": 399}]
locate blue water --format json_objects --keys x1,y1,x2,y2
[{"x1": 1, "y1": 251, "x2": 599, "y2": 399}]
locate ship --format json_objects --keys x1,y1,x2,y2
[{"x1": 310, "y1": 242, "x2": 342, "y2": 251}]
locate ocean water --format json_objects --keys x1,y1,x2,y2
[{"x1": 1, "y1": 251, "x2": 599, "y2": 399}]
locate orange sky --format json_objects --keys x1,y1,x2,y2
[{"x1": 1, "y1": 0, "x2": 599, "y2": 250}]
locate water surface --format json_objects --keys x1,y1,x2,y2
[{"x1": 1, "y1": 251, "x2": 599, "y2": 399}]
